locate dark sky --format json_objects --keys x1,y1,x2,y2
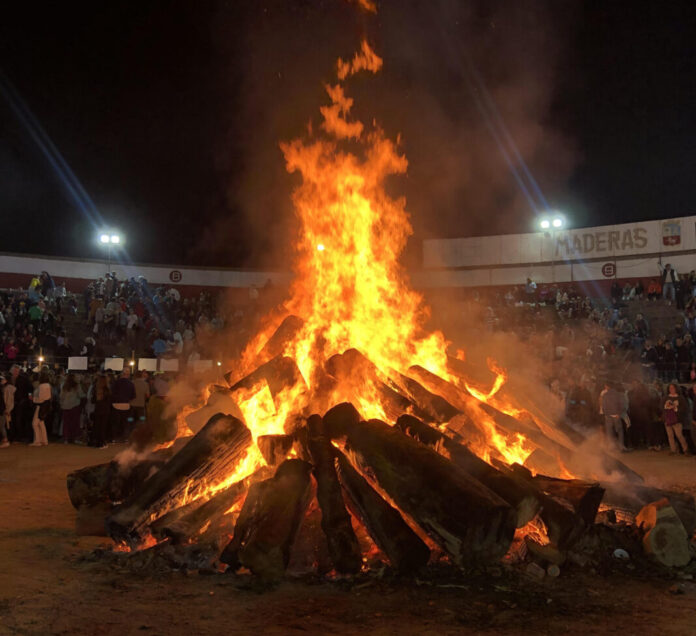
[{"x1": 1, "y1": 1, "x2": 695, "y2": 268}]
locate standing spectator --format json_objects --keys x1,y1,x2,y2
[
  {"x1": 31, "y1": 371, "x2": 51, "y2": 446},
  {"x1": 9, "y1": 365, "x2": 32, "y2": 442},
  {"x1": 111, "y1": 367, "x2": 135, "y2": 442},
  {"x1": 600, "y1": 381, "x2": 628, "y2": 452},
  {"x1": 130, "y1": 370, "x2": 150, "y2": 429},
  {"x1": 647, "y1": 381, "x2": 666, "y2": 450},
  {"x1": 126, "y1": 308, "x2": 139, "y2": 347},
  {"x1": 60, "y1": 373, "x2": 83, "y2": 443},
  {"x1": 640, "y1": 340, "x2": 658, "y2": 381},
  {"x1": 663, "y1": 383, "x2": 691, "y2": 455},
  {"x1": 660, "y1": 263, "x2": 678, "y2": 304},
  {"x1": 91, "y1": 375, "x2": 111, "y2": 449},
  {"x1": 0, "y1": 375, "x2": 11, "y2": 447}
]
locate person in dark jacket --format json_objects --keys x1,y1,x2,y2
[
  {"x1": 660, "y1": 263, "x2": 678, "y2": 304},
  {"x1": 601, "y1": 382, "x2": 629, "y2": 451},
  {"x1": 110, "y1": 367, "x2": 135, "y2": 442},
  {"x1": 627, "y1": 380, "x2": 651, "y2": 448}
]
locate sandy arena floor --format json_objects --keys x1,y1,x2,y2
[{"x1": 1, "y1": 443, "x2": 695, "y2": 635}]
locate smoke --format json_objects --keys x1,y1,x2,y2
[{"x1": 192, "y1": 0, "x2": 579, "y2": 268}]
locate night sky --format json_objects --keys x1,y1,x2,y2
[{"x1": 1, "y1": 1, "x2": 695, "y2": 269}]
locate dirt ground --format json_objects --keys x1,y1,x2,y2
[{"x1": 1, "y1": 444, "x2": 696, "y2": 636}]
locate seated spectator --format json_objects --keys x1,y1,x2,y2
[
  {"x1": 647, "y1": 279, "x2": 662, "y2": 301},
  {"x1": 634, "y1": 313, "x2": 649, "y2": 339}
]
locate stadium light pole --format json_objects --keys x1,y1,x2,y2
[
  {"x1": 539, "y1": 215, "x2": 565, "y2": 282},
  {"x1": 98, "y1": 231, "x2": 123, "y2": 275}
]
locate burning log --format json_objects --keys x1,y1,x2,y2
[
  {"x1": 67, "y1": 443, "x2": 186, "y2": 509},
  {"x1": 220, "y1": 459, "x2": 313, "y2": 581},
  {"x1": 257, "y1": 315, "x2": 305, "y2": 363},
  {"x1": 396, "y1": 414, "x2": 540, "y2": 528},
  {"x1": 636, "y1": 499, "x2": 692, "y2": 567},
  {"x1": 185, "y1": 392, "x2": 244, "y2": 435},
  {"x1": 223, "y1": 315, "x2": 305, "y2": 385},
  {"x1": 392, "y1": 373, "x2": 460, "y2": 423},
  {"x1": 229, "y1": 354, "x2": 306, "y2": 399},
  {"x1": 306, "y1": 414, "x2": 362, "y2": 574},
  {"x1": 335, "y1": 450, "x2": 430, "y2": 573},
  {"x1": 326, "y1": 350, "x2": 429, "y2": 422},
  {"x1": 161, "y1": 468, "x2": 270, "y2": 544},
  {"x1": 409, "y1": 365, "x2": 644, "y2": 484},
  {"x1": 343, "y1": 417, "x2": 516, "y2": 565},
  {"x1": 107, "y1": 414, "x2": 253, "y2": 545},
  {"x1": 530, "y1": 475, "x2": 605, "y2": 526},
  {"x1": 67, "y1": 462, "x2": 114, "y2": 509},
  {"x1": 323, "y1": 402, "x2": 361, "y2": 439},
  {"x1": 258, "y1": 434, "x2": 295, "y2": 466},
  {"x1": 504, "y1": 463, "x2": 587, "y2": 550}
]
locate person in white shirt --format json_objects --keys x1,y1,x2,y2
[{"x1": 31, "y1": 372, "x2": 51, "y2": 446}]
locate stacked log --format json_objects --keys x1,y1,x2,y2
[
  {"x1": 306, "y1": 414, "x2": 362, "y2": 574},
  {"x1": 107, "y1": 414, "x2": 253, "y2": 545},
  {"x1": 341, "y1": 417, "x2": 517, "y2": 565},
  {"x1": 220, "y1": 459, "x2": 313, "y2": 580}
]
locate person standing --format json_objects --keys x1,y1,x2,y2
[
  {"x1": 660, "y1": 263, "x2": 678, "y2": 304},
  {"x1": 31, "y1": 371, "x2": 51, "y2": 446},
  {"x1": 111, "y1": 367, "x2": 135, "y2": 442},
  {"x1": 130, "y1": 370, "x2": 150, "y2": 430},
  {"x1": 663, "y1": 383, "x2": 691, "y2": 455},
  {"x1": 601, "y1": 381, "x2": 628, "y2": 452},
  {"x1": 91, "y1": 375, "x2": 111, "y2": 449},
  {"x1": 0, "y1": 375, "x2": 13, "y2": 447},
  {"x1": 9, "y1": 365, "x2": 32, "y2": 442},
  {"x1": 60, "y1": 373, "x2": 83, "y2": 443}
]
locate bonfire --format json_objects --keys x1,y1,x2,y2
[{"x1": 68, "y1": 31, "x2": 695, "y2": 579}]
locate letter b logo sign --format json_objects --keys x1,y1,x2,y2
[{"x1": 602, "y1": 263, "x2": 616, "y2": 278}]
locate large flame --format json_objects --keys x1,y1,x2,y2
[{"x1": 223, "y1": 38, "x2": 533, "y2": 482}]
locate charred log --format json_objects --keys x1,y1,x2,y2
[
  {"x1": 343, "y1": 418, "x2": 516, "y2": 565},
  {"x1": 530, "y1": 475, "x2": 605, "y2": 526},
  {"x1": 396, "y1": 414, "x2": 540, "y2": 528},
  {"x1": 161, "y1": 468, "x2": 270, "y2": 544},
  {"x1": 504, "y1": 463, "x2": 587, "y2": 549},
  {"x1": 323, "y1": 402, "x2": 361, "y2": 439},
  {"x1": 306, "y1": 414, "x2": 362, "y2": 574},
  {"x1": 334, "y1": 449, "x2": 430, "y2": 573},
  {"x1": 220, "y1": 459, "x2": 313, "y2": 581},
  {"x1": 67, "y1": 443, "x2": 185, "y2": 509},
  {"x1": 107, "y1": 414, "x2": 252, "y2": 545}
]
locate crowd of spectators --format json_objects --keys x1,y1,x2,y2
[
  {"x1": 82, "y1": 273, "x2": 222, "y2": 361},
  {"x1": 558, "y1": 376, "x2": 696, "y2": 456},
  {"x1": 0, "y1": 273, "x2": 78, "y2": 368},
  {"x1": 0, "y1": 364, "x2": 177, "y2": 450}
]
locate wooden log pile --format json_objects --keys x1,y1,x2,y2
[{"x1": 67, "y1": 341, "x2": 696, "y2": 579}]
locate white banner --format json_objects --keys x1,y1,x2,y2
[
  {"x1": 138, "y1": 358, "x2": 158, "y2": 372},
  {"x1": 159, "y1": 358, "x2": 179, "y2": 372},
  {"x1": 104, "y1": 358, "x2": 124, "y2": 372},
  {"x1": 424, "y1": 216, "x2": 696, "y2": 268},
  {"x1": 67, "y1": 356, "x2": 88, "y2": 371}
]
